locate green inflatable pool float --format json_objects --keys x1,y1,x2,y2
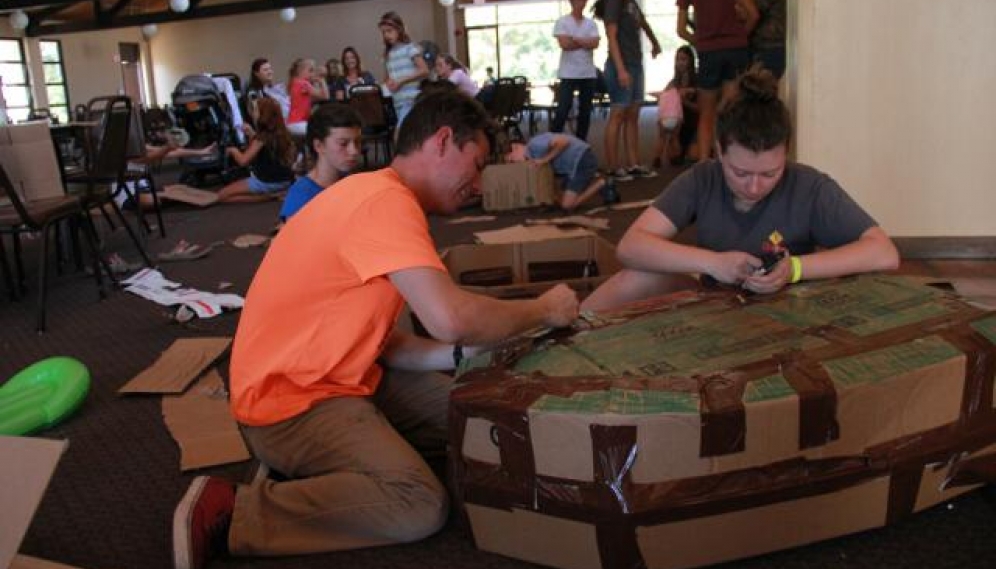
[{"x1": 0, "y1": 357, "x2": 90, "y2": 436}]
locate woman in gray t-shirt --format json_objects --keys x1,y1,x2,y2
[{"x1": 583, "y1": 65, "x2": 899, "y2": 311}]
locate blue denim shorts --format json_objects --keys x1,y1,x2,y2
[
  {"x1": 698, "y1": 47, "x2": 751, "y2": 90},
  {"x1": 604, "y1": 59, "x2": 644, "y2": 107},
  {"x1": 564, "y1": 149, "x2": 599, "y2": 193},
  {"x1": 248, "y1": 174, "x2": 292, "y2": 194}
]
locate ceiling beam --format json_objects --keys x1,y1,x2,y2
[
  {"x1": 25, "y1": 0, "x2": 361, "y2": 36},
  {"x1": 4, "y1": 1, "x2": 78, "y2": 9}
]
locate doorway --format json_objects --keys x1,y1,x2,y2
[{"x1": 118, "y1": 42, "x2": 145, "y2": 104}]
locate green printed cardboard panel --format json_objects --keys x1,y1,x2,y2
[{"x1": 747, "y1": 275, "x2": 957, "y2": 335}]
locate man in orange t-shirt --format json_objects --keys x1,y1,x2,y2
[{"x1": 173, "y1": 91, "x2": 579, "y2": 569}]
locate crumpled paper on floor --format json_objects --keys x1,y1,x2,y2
[{"x1": 122, "y1": 268, "x2": 244, "y2": 319}]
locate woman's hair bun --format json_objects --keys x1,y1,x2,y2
[{"x1": 737, "y1": 63, "x2": 778, "y2": 103}]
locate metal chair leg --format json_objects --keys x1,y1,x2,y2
[
  {"x1": 108, "y1": 198, "x2": 153, "y2": 267},
  {"x1": 36, "y1": 223, "x2": 52, "y2": 332},
  {"x1": 77, "y1": 211, "x2": 108, "y2": 298},
  {"x1": 0, "y1": 233, "x2": 16, "y2": 301},
  {"x1": 146, "y1": 174, "x2": 167, "y2": 238}
]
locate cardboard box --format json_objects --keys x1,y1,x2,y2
[
  {"x1": 450, "y1": 275, "x2": 996, "y2": 569},
  {"x1": 0, "y1": 121, "x2": 65, "y2": 202},
  {"x1": 482, "y1": 162, "x2": 556, "y2": 211},
  {"x1": 441, "y1": 236, "x2": 622, "y2": 299}
]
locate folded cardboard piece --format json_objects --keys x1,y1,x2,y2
[
  {"x1": 161, "y1": 184, "x2": 219, "y2": 207},
  {"x1": 0, "y1": 436, "x2": 68, "y2": 569},
  {"x1": 482, "y1": 162, "x2": 556, "y2": 211},
  {"x1": 442, "y1": 236, "x2": 621, "y2": 299},
  {"x1": 162, "y1": 369, "x2": 251, "y2": 471},
  {"x1": 118, "y1": 337, "x2": 232, "y2": 394},
  {"x1": 0, "y1": 121, "x2": 65, "y2": 202},
  {"x1": 450, "y1": 275, "x2": 996, "y2": 569}
]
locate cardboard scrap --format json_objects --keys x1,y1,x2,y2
[
  {"x1": 162, "y1": 369, "x2": 251, "y2": 471},
  {"x1": 9, "y1": 555, "x2": 87, "y2": 569},
  {"x1": 447, "y1": 215, "x2": 498, "y2": 224},
  {"x1": 525, "y1": 215, "x2": 610, "y2": 231},
  {"x1": 230, "y1": 234, "x2": 270, "y2": 248},
  {"x1": 585, "y1": 199, "x2": 653, "y2": 215},
  {"x1": 897, "y1": 276, "x2": 996, "y2": 310},
  {"x1": 122, "y1": 268, "x2": 244, "y2": 319},
  {"x1": 0, "y1": 436, "x2": 68, "y2": 569},
  {"x1": 161, "y1": 184, "x2": 219, "y2": 207},
  {"x1": 474, "y1": 224, "x2": 594, "y2": 245},
  {"x1": 118, "y1": 337, "x2": 232, "y2": 394}
]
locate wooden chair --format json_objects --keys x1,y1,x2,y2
[
  {"x1": 0, "y1": 162, "x2": 108, "y2": 331},
  {"x1": 348, "y1": 84, "x2": 394, "y2": 168}
]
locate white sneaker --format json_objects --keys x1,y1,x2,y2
[
  {"x1": 611, "y1": 168, "x2": 634, "y2": 182},
  {"x1": 628, "y1": 165, "x2": 659, "y2": 178}
]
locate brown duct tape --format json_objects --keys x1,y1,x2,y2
[
  {"x1": 946, "y1": 450, "x2": 996, "y2": 488},
  {"x1": 939, "y1": 327, "x2": 996, "y2": 427},
  {"x1": 698, "y1": 372, "x2": 748, "y2": 456},
  {"x1": 774, "y1": 349, "x2": 841, "y2": 449},
  {"x1": 590, "y1": 425, "x2": 644, "y2": 569}
]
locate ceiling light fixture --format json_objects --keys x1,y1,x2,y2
[
  {"x1": 279, "y1": 8, "x2": 297, "y2": 23},
  {"x1": 9, "y1": 10, "x2": 29, "y2": 31},
  {"x1": 169, "y1": 0, "x2": 190, "y2": 13}
]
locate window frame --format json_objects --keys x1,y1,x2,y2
[
  {"x1": 0, "y1": 37, "x2": 33, "y2": 124},
  {"x1": 39, "y1": 39, "x2": 70, "y2": 124}
]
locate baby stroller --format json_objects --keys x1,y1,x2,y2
[{"x1": 170, "y1": 74, "x2": 240, "y2": 187}]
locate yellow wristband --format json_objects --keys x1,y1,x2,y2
[{"x1": 789, "y1": 256, "x2": 803, "y2": 284}]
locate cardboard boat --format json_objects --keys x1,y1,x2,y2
[{"x1": 450, "y1": 275, "x2": 996, "y2": 569}]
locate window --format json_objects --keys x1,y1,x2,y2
[
  {"x1": 0, "y1": 38, "x2": 32, "y2": 123},
  {"x1": 463, "y1": 1, "x2": 684, "y2": 103},
  {"x1": 40, "y1": 40, "x2": 69, "y2": 124}
]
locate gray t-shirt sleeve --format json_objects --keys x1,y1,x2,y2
[
  {"x1": 806, "y1": 169, "x2": 879, "y2": 247},
  {"x1": 652, "y1": 164, "x2": 712, "y2": 231}
]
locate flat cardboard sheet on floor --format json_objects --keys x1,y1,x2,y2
[
  {"x1": 162, "y1": 369, "x2": 251, "y2": 471},
  {"x1": 0, "y1": 436, "x2": 68, "y2": 569},
  {"x1": 474, "y1": 224, "x2": 593, "y2": 245},
  {"x1": 118, "y1": 337, "x2": 232, "y2": 394},
  {"x1": 161, "y1": 184, "x2": 219, "y2": 207}
]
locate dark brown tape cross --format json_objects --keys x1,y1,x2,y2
[
  {"x1": 699, "y1": 373, "x2": 748, "y2": 456},
  {"x1": 775, "y1": 350, "x2": 841, "y2": 449}
]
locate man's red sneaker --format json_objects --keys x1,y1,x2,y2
[{"x1": 173, "y1": 476, "x2": 235, "y2": 569}]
